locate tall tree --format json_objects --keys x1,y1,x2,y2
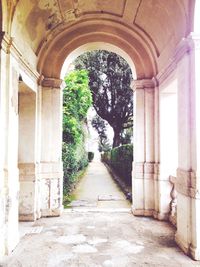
[
  {"x1": 92, "y1": 114, "x2": 111, "y2": 152},
  {"x1": 75, "y1": 50, "x2": 133, "y2": 148}
]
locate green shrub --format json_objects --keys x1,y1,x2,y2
[
  {"x1": 101, "y1": 151, "x2": 111, "y2": 163},
  {"x1": 88, "y1": 152, "x2": 94, "y2": 162},
  {"x1": 102, "y1": 144, "x2": 133, "y2": 186},
  {"x1": 62, "y1": 70, "x2": 92, "y2": 196}
]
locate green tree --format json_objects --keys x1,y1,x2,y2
[
  {"x1": 62, "y1": 70, "x2": 92, "y2": 193},
  {"x1": 75, "y1": 50, "x2": 133, "y2": 148},
  {"x1": 121, "y1": 127, "x2": 133, "y2": 145},
  {"x1": 63, "y1": 70, "x2": 92, "y2": 144},
  {"x1": 92, "y1": 114, "x2": 111, "y2": 152}
]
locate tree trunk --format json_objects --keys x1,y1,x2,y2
[{"x1": 113, "y1": 129, "x2": 121, "y2": 148}]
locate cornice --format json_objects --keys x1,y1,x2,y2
[
  {"x1": 41, "y1": 77, "x2": 64, "y2": 89},
  {"x1": 157, "y1": 33, "x2": 200, "y2": 85},
  {"x1": 1, "y1": 33, "x2": 40, "y2": 82},
  {"x1": 132, "y1": 78, "x2": 157, "y2": 91},
  {"x1": 11, "y1": 40, "x2": 40, "y2": 81}
]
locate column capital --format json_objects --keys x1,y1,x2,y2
[
  {"x1": 157, "y1": 33, "x2": 200, "y2": 86},
  {"x1": 185, "y1": 33, "x2": 200, "y2": 50},
  {"x1": 131, "y1": 78, "x2": 157, "y2": 91},
  {"x1": 173, "y1": 33, "x2": 200, "y2": 63},
  {"x1": 0, "y1": 33, "x2": 13, "y2": 54},
  {"x1": 39, "y1": 76, "x2": 65, "y2": 89}
]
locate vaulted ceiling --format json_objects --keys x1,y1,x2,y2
[
  {"x1": 6, "y1": 0, "x2": 194, "y2": 77},
  {"x1": 11, "y1": 0, "x2": 191, "y2": 53}
]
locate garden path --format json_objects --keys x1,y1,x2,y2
[{"x1": 69, "y1": 159, "x2": 130, "y2": 210}]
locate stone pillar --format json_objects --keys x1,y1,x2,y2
[
  {"x1": 153, "y1": 83, "x2": 160, "y2": 218},
  {"x1": 0, "y1": 34, "x2": 19, "y2": 255},
  {"x1": 18, "y1": 85, "x2": 38, "y2": 221},
  {"x1": 39, "y1": 77, "x2": 63, "y2": 217},
  {"x1": 132, "y1": 79, "x2": 155, "y2": 217},
  {"x1": 0, "y1": 32, "x2": 7, "y2": 259},
  {"x1": 175, "y1": 34, "x2": 200, "y2": 260}
]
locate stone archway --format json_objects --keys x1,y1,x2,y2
[
  {"x1": 37, "y1": 17, "x2": 159, "y2": 220},
  {"x1": 60, "y1": 42, "x2": 137, "y2": 79},
  {"x1": 1, "y1": 0, "x2": 200, "y2": 261},
  {"x1": 37, "y1": 19, "x2": 157, "y2": 79}
]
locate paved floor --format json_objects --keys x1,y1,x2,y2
[
  {"x1": 1, "y1": 161, "x2": 199, "y2": 266},
  {"x1": 1, "y1": 211, "x2": 199, "y2": 267},
  {"x1": 69, "y1": 160, "x2": 130, "y2": 209}
]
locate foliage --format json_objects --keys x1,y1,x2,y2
[
  {"x1": 101, "y1": 151, "x2": 111, "y2": 163},
  {"x1": 88, "y1": 152, "x2": 94, "y2": 162},
  {"x1": 121, "y1": 127, "x2": 133, "y2": 145},
  {"x1": 101, "y1": 144, "x2": 133, "y2": 186},
  {"x1": 63, "y1": 167, "x2": 87, "y2": 208},
  {"x1": 99, "y1": 138, "x2": 112, "y2": 153},
  {"x1": 75, "y1": 50, "x2": 133, "y2": 148},
  {"x1": 62, "y1": 70, "x2": 92, "y2": 195},
  {"x1": 63, "y1": 70, "x2": 92, "y2": 144},
  {"x1": 91, "y1": 114, "x2": 111, "y2": 152}
]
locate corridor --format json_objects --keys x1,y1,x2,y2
[{"x1": 0, "y1": 161, "x2": 198, "y2": 267}]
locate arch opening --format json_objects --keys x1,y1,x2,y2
[
  {"x1": 60, "y1": 42, "x2": 137, "y2": 80},
  {"x1": 61, "y1": 47, "x2": 134, "y2": 206},
  {"x1": 37, "y1": 19, "x2": 157, "y2": 80}
]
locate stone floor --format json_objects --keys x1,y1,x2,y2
[
  {"x1": 1, "y1": 161, "x2": 199, "y2": 266},
  {"x1": 1, "y1": 211, "x2": 199, "y2": 267}
]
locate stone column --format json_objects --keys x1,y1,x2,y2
[
  {"x1": 18, "y1": 85, "x2": 38, "y2": 221},
  {"x1": 132, "y1": 79, "x2": 155, "y2": 217},
  {"x1": 175, "y1": 34, "x2": 200, "y2": 260},
  {"x1": 0, "y1": 32, "x2": 7, "y2": 259},
  {"x1": 39, "y1": 77, "x2": 63, "y2": 217},
  {"x1": 0, "y1": 34, "x2": 19, "y2": 255},
  {"x1": 153, "y1": 83, "x2": 160, "y2": 218}
]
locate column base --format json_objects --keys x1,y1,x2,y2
[
  {"x1": 19, "y1": 213, "x2": 37, "y2": 222},
  {"x1": 153, "y1": 211, "x2": 169, "y2": 221},
  {"x1": 41, "y1": 206, "x2": 63, "y2": 217},
  {"x1": 131, "y1": 206, "x2": 154, "y2": 217},
  {"x1": 175, "y1": 233, "x2": 190, "y2": 255},
  {"x1": 189, "y1": 245, "x2": 200, "y2": 261},
  {"x1": 169, "y1": 214, "x2": 177, "y2": 227},
  {"x1": 131, "y1": 206, "x2": 169, "y2": 221}
]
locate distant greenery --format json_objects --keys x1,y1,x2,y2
[
  {"x1": 75, "y1": 50, "x2": 133, "y2": 148},
  {"x1": 92, "y1": 114, "x2": 112, "y2": 152},
  {"x1": 101, "y1": 144, "x2": 133, "y2": 186},
  {"x1": 62, "y1": 70, "x2": 92, "y2": 198}
]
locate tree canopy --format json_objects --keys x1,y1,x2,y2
[{"x1": 75, "y1": 50, "x2": 133, "y2": 148}]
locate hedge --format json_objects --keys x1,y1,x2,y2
[
  {"x1": 62, "y1": 141, "x2": 88, "y2": 195},
  {"x1": 101, "y1": 144, "x2": 133, "y2": 186}
]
